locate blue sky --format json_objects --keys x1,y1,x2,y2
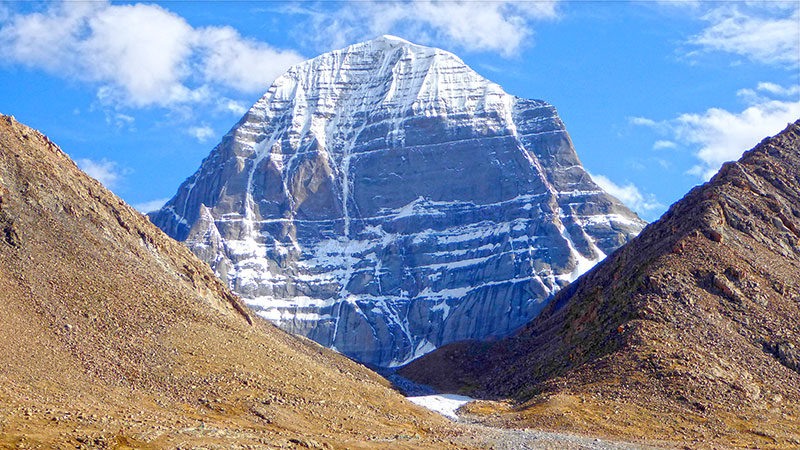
[{"x1": 0, "y1": 1, "x2": 798, "y2": 221}]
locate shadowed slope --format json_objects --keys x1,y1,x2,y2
[
  {"x1": 401, "y1": 120, "x2": 800, "y2": 448},
  {"x1": 0, "y1": 114, "x2": 470, "y2": 449}
]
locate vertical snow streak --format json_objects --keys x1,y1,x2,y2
[
  {"x1": 244, "y1": 131, "x2": 279, "y2": 223},
  {"x1": 330, "y1": 72, "x2": 375, "y2": 346},
  {"x1": 555, "y1": 213, "x2": 607, "y2": 283}
]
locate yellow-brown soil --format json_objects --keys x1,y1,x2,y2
[{"x1": 0, "y1": 114, "x2": 477, "y2": 449}]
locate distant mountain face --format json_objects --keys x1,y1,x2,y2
[
  {"x1": 401, "y1": 121, "x2": 800, "y2": 446},
  {"x1": 150, "y1": 35, "x2": 645, "y2": 367}
]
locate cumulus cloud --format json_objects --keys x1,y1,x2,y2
[
  {"x1": 288, "y1": 0, "x2": 560, "y2": 56},
  {"x1": 198, "y1": 26, "x2": 303, "y2": 93},
  {"x1": 76, "y1": 158, "x2": 126, "y2": 190},
  {"x1": 590, "y1": 173, "x2": 663, "y2": 216},
  {"x1": 689, "y1": 6, "x2": 800, "y2": 66},
  {"x1": 677, "y1": 101, "x2": 800, "y2": 179},
  {"x1": 633, "y1": 83, "x2": 800, "y2": 180},
  {"x1": 189, "y1": 125, "x2": 215, "y2": 143},
  {"x1": 0, "y1": 1, "x2": 303, "y2": 109},
  {"x1": 132, "y1": 197, "x2": 170, "y2": 214}
]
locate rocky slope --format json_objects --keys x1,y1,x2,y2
[
  {"x1": 0, "y1": 114, "x2": 480, "y2": 449},
  {"x1": 401, "y1": 120, "x2": 800, "y2": 448},
  {"x1": 150, "y1": 35, "x2": 645, "y2": 367}
]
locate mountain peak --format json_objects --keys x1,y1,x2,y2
[
  {"x1": 373, "y1": 34, "x2": 416, "y2": 46},
  {"x1": 151, "y1": 39, "x2": 645, "y2": 367},
  {"x1": 359, "y1": 35, "x2": 456, "y2": 60},
  {"x1": 344, "y1": 34, "x2": 444, "y2": 57},
  {"x1": 262, "y1": 33, "x2": 485, "y2": 116}
]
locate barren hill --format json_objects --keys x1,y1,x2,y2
[
  {"x1": 401, "y1": 120, "x2": 800, "y2": 448},
  {"x1": 0, "y1": 114, "x2": 469, "y2": 449}
]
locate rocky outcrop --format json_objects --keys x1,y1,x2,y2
[
  {"x1": 401, "y1": 120, "x2": 800, "y2": 447},
  {"x1": 150, "y1": 35, "x2": 645, "y2": 367}
]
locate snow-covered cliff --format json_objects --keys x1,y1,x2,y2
[{"x1": 151, "y1": 35, "x2": 646, "y2": 366}]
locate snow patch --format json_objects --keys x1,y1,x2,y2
[
  {"x1": 406, "y1": 394, "x2": 475, "y2": 420},
  {"x1": 555, "y1": 216, "x2": 607, "y2": 283},
  {"x1": 430, "y1": 300, "x2": 451, "y2": 320},
  {"x1": 390, "y1": 339, "x2": 439, "y2": 368}
]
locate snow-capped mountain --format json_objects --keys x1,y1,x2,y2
[{"x1": 150, "y1": 35, "x2": 646, "y2": 367}]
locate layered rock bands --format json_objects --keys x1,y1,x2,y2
[{"x1": 151, "y1": 36, "x2": 645, "y2": 366}]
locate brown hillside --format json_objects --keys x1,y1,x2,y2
[
  {"x1": 401, "y1": 120, "x2": 800, "y2": 448},
  {"x1": 0, "y1": 114, "x2": 472, "y2": 449}
]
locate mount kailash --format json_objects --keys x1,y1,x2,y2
[{"x1": 150, "y1": 35, "x2": 646, "y2": 367}]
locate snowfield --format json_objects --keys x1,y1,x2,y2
[{"x1": 406, "y1": 394, "x2": 475, "y2": 420}]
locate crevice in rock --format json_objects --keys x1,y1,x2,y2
[{"x1": 763, "y1": 341, "x2": 800, "y2": 375}]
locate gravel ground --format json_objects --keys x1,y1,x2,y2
[
  {"x1": 395, "y1": 381, "x2": 675, "y2": 449},
  {"x1": 468, "y1": 424, "x2": 673, "y2": 450}
]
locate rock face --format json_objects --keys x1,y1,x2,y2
[
  {"x1": 150, "y1": 35, "x2": 645, "y2": 367},
  {"x1": 401, "y1": 120, "x2": 800, "y2": 447}
]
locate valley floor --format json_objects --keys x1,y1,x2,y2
[
  {"x1": 463, "y1": 424, "x2": 674, "y2": 450},
  {"x1": 407, "y1": 395, "x2": 677, "y2": 449}
]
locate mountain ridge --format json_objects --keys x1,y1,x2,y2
[
  {"x1": 400, "y1": 119, "x2": 800, "y2": 447},
  {"x1": 0, "y1": 113, "x2": 475, "y2": 449},
  {"x1": 150, "y1": 35, "x2": 646, "y2": 367}
]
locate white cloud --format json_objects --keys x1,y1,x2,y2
[
  {"x1": 635, "y1": 83, "x2": 800, "y2": 180},
  {"x1": 106, "y1": 112, "x2": 135, "y2": 130},
  {"x1": 197, "y1": 26, "x2": 304, "y2": 93},
  {"x1": 754, "y1": 82, "x2": 800, "y2": 97},
  {"x1": 189, "y1": 125, "x2": 215, "y2": 143},
  {"x1": 132, "y1": 197, "x2": 170, "y2": 214},
  {"x1": 0, "y1": 2, "x2": 303, "y2": 109},
  {"x1": 737, "y1": 82, "x2": 800, "y2": 104},
  {"x1": 289, "y1": 1, "x2": 560, "y2": 56},
  {"x1": 677, "y1": 99, "x2": 800, "y2": 179},
  {"x1": 653, "y1": 140, "x2": 676, "y2": 150},
  {"x1": 689, "y1": 6, "x2": 800, "y2": 66},
  {"x1": 590, "y1": 173, "x2": 663, "y2": 215},
  {"x1": 408, "y1": 1, "x2": 558, "y2": 56},
  {"x1": 217, "y1": 98, "x2": 248, "y2": 116},
  {"x1": 629, "y1": 117, "x2": 658, "y2": 127},
  {"x1": 83, "y1": 4, "x2": 196, "y2": 107},
  {"x1": 76, "y1": 158, "x2": 125, "y2": 189}
]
